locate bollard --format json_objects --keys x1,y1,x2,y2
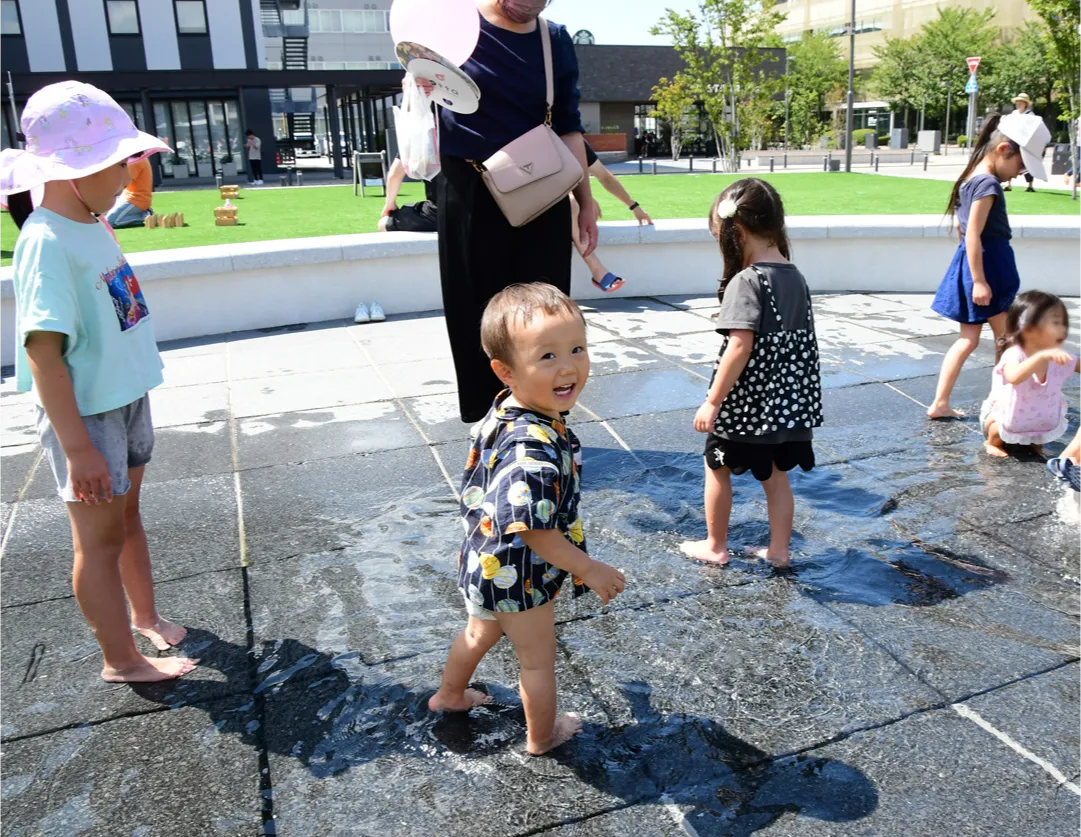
[
  {"x1": 279, "y1": 173, "x2": 288, "y2": 187},
  {"x1": 638, "y1": 157, "x2": 643, "y2": 174},
  {"x1": 923, "y1": 153, "x2": 929, "y2": 171},
  {"x1": 651, "y1": 159, "x2": 657, "y2": 175},
  {"x1": 689, "y1": 156, "x2": 694, "y2": 172},
  {"x1": 297, "y1": 171, "x2": 304, "y2": 187},
  {"x1": 823, "y1": 154, "x2": 828, "y2": 172},
  {"x1": 215, "y1": 174, "x2": 223, "y2": 189},
  {"x1": 783, "y1": 152, "x2": 787, "y2": 169},
  {"x1": 874, "y1": 154, "x2": 880, "y2": 172},
  {"x1": 770, "y1": 157, "x2": 775, "y2": 173},
  {"x1": 910, "y1": 150, "x2": 915, "y2": 165},
  {"x1": 711, "y1": 158, "x2": 717, "y2": 174}
]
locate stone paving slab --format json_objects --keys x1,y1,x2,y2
[
  {"x1": 1, "y1": 570, "x2": 249, "y2": 740},
  {"x1": 0, "y1": 695, "x2": 261, "y2": 837},
  {"x1": 1, "y1": 294, "x2": 1078, "y2": 837}
]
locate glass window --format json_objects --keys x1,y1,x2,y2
[
  {"x1": 171, "y1": 101, "x2": 196, "y2": 174},
  {"x1": 1, "y1": 0, "x2": 20, "y2": 35},
  {"x1": 189, "y1": 101, "x2": 211, "y2": 170},
  {"x1": 282, "y1": 9, "x2": 304, "y2": 26},
  {"x1": 175, "y1": 0, "x2": 206, "y2": 34},
  {"x1": 208, "y1": 101, "x2": 228, "y2": 169},
  {"x1": 224, "y1": 100, "x2": 242, "y2": 170},
  {"x1": 154, "y1": 102, "x2": 174, "y2": 175},
  {"x1": 106, "y1": 0, "x2": 139, "y2": 34}
]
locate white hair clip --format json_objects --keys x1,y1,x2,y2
[{"x1": 715, "y1": 197, "x2": 739, "y2": 220}]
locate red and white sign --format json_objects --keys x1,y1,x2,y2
[{"x1": 967, "y1": 56, "x2": 981, "y2": 74}]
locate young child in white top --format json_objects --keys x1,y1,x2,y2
[
  {"x1": 2, "y1": 82, "x2": 196, "y2": 682},
  {"x1": 982, "y1": 290, "x2": 1079, "y2": 458}
]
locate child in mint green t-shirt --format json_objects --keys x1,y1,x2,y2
[{"x1": 1, "y1": 81, "x2": 197, "y2": 684}]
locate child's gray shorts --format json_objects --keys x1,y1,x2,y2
[{"x1": 35, "y1": 395, "x2": 154, "y2": 502}]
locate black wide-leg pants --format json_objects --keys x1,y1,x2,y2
[{"x1": 437, "y1": 155, "x2": 572, "y2": 423}]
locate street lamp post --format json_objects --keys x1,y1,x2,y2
[
  {"x1": 783, "y1": 54, "x2": 791, "y2": 156},
  {"x1": 844, "y1": 0, "x2": 856, "y2": 173}
]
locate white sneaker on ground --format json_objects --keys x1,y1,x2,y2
[
  {"x1": 256, "y1": 179, "x2": 264, "y2": 185},
  {"x1": 369, "y1": 301, "x2": 385, "y2": 322},
  {"x1": 353, "y1": 303, "x2": 370, "y2": 324}
]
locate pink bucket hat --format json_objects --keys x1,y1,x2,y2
[{"x1": 0, "y1": 80, "x2": 171, "y2": 195}]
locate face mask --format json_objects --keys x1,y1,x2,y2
[{"x1": 500, "y1": 0, "x2": 548, "y2": 24}]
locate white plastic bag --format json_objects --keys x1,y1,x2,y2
[{"x1": 394, "y1": 74, "x2": 441, "y2": 181}]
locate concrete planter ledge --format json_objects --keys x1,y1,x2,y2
[{"x1": 2, "y1": 215, "x2": 1078, "y2": 365}]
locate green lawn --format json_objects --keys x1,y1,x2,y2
[{"x1": 2, "y1": 172, "x2": 1077, "y2": 266}]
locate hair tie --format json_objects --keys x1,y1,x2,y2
[{"x1": 715, "y1": 197, "x2": 739, "y2": 220}]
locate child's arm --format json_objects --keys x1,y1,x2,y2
[
  {"x1": 1001, "y1": 348, "x2": 1075, "y2": 384},
  {"x1": 693, "y1": 329, "x2": 754, "y2": 432},
  {"x1": 24, "y1": 332, "x2": 113, "y2": 503},
  {"x1": 965, "y1": 196, "x2": 994, "y2": 306},
  {"x1": 519, "y1": 530, "x2": 625, "y2": 605}
]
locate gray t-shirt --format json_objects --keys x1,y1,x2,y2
[{"x1": 712, "y1": 262, "x2": 814, "y2": 444}]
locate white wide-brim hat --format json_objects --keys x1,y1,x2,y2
[
  {"x1": 0, "y1": 80, "x2": 171, "y2": 196},
  {"x1": 999, "y1": 110, "x2": 1051, "y2": 182}
]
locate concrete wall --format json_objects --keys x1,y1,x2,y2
[{"x1": 2, "y1": 216, "x2": 1078, "y2": 365}]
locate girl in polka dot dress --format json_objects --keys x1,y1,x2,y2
[
  {"x1": 981, "y1": 291, "x2": 1079, "y2": 458},
  {"x1": 680, "y1": 179, "x2": 823, "y2": 568}
]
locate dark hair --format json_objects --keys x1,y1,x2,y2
[
  {"x1": 709, "y1": 178, "x2": 791, "y2": 284},
  {"x1": 5, "y1": 191, "x2": 34, "y2": 230},
  {"x1": 480, "y1": 282, "x2": 585, "y2": 364},
  {"x1": 246, "y1": 129, "x2": 255, "y2": 136},
  {"x1": 996, "y1": 290, "x2": 1068, "y2": 361},
  {"x1": 946, "y1": 113, "x2": 1019, "y2": 223}
]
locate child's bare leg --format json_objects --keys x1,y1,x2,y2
[
  {"x1": 429, "y1": 615, "x2": 501, "y2": 712},
  {"x1": 680, "y1": 462, "x2": 731, "y2": 564},
  {"x1": 570, "y1": 195, "x2": 613, "y2": 283},
  {"x1": 68, "y1": 499, "x2": 197, "y2": 683},
  {"x1": 983, "y1": 420, "x2": 1009, "y2": 458},
  {"x1": 120, "y1": 466, "x2": 186, "y2": 650},
  {"x1": 928, "y1": 323, "x2": 982, "y2": 419},
  {"x1": 747, "y1": 466, "x2": 794, "y2": 567},
  {"x1": 1062, "y1": 429, "x2": 1081, "y2": 464},
  {"x1": 496, "y1": 601, "x2": 581, "y2": 755}
]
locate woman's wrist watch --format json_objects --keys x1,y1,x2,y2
[{"x1": 628, "y1": 201, "x2": 640, "y2": 211}]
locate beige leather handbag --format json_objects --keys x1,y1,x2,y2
[{"x1": 471, "y1": 17, "x2": 584, "y2": 227}]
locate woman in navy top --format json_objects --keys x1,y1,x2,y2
[{"x1": 433, "y1": 0, "x2": 597, "y2": 423}]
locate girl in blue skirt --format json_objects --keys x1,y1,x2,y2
[{"x1": 928, "y1": 111, "x2": 1051, "y2": 419}]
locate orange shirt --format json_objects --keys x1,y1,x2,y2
[{"x1": 124, "y1": 158, "x2": 153, "y2": 211}]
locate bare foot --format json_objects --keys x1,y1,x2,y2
[
  {"x1": 984, "y1": 442, "x2": 1009, "y2": 458},
  {"x1": 428, "y1": 688, "x2": 492, "y2": 713},
  {"x1": 927, "y1": 403, "x2": 964, "y2": 420},
  {"x1": 132, "y1": 618, "x2": 187, "y2": 651},
  {"x1": 102, "y1": 655, "x2": 198, "y2": 683},
  {"x1": 746, "y1": 546, "x2": 791, "y2": 568},
  {"x1": 528, "y1": 713, "x2": 582, "y2": 755},
  {"x1": 679, "y1": 540, "x2": 730, "y2": 565}
]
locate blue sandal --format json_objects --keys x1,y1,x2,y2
[
  {"x1": 1048, "y1": 457, "x2": 1080, "y2": 492},
  {"x1": 592, "y1": 272, "x2": 625, "y2": 293}
]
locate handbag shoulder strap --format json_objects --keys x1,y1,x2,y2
[{"x1": 538, "y1": 16, "x2": 554, "y2": 125}]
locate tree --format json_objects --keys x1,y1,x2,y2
[
  {"x1": 652, "y1": 0, "x2": 785, "y2": 171},
  {"x1": 870, "y1": 36, "x2": 925, "y2": 123},
  {"x1": 982, "y1": 24, "x2": 1054, "y2": 115},
  {"x1": 650, "y1": 74, "x2": 699, "y2": 160},
  {"x1": 785, "y1": 31, "x2": 847, "y2": 148},
  {"x1": 1029, "y1": 0, "x2": 1080, "y2": 199},
  {"x1": 912, "y1": 7, "x2": 999, "y2": 118}
]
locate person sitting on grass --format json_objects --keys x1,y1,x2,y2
[
  {"x1": 377, "y1": 156, "x2": 439, "y2": 233},
  {"x1": 569, "y1": 142, "x2": 653, "y2": 293},
  {"x1": 428, "y1": 282, "x2": 626, "y2": 755},
  {"x1": 104, "y1": 156, "x2": 155, "y2": 229}
]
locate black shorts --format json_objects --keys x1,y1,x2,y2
[
  {"x1": 386, "y1": 202, "x2": 437, "y2": 233},
  {"x1": 704, "y1": 436, "x2": 815, "y2": 481}
]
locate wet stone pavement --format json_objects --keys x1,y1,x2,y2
[{"x1": 1, "y1": 293, "x2": 1079, "y2": 837}]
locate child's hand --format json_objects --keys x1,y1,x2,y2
[
  {"x1": 1041, "y1": 348, "x2": 1075, "y2": 366},
  {"x1": 693, "y1": 400, "x2": 721, "y2": 433},
  {"x1": 68, "y1": 447, "x2": 113, "y2": 504},
  {"x1": 972, "y1": 281, "x2": 992, "y2": 306},
  {"x1": 582, "y1": 560, "x2": 625, "y2": 605}
]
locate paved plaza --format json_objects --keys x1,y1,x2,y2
[{"x1": 1, "y1": 293, "x2": 1079, "y2": 836}]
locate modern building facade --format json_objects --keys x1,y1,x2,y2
[{"x1": 775, "y1": 0, "x2": 1037, "y2": 70}]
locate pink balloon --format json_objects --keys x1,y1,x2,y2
[{"x1": 390, "y1": 0, "x2": 480, "y2": 68}]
